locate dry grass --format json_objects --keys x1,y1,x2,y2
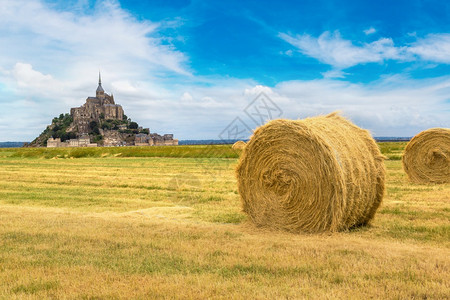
[
  {"x1": 0, "y1": 144, "x2": 449, "y2": 299},
  {"x1": 232, "y1": 141, "x2": 246, "y2": 150}
]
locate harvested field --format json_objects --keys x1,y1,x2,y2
[{"x1": 0, "y1": 144, "x2": 448, "y2": 299}]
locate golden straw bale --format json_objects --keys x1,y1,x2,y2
[
  {"x1": 236, "y1": 112, "x2": 386, "y2": 233},
  {"x1": 232, "y1": 141, "x2": 247, "y2": 150},
  {"x1": 402, "y1": 128, "x2": 450, "y2": 184}
]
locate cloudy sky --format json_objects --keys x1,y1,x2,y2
[{"x1": 0, "y1": 0, "x2": 449, "y2": 141}]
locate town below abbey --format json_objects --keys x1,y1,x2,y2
[{"x1": 27, "y1": 74, "x2": 178, "y2": 148}]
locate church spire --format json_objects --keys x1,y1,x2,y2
[{"x1": 96, "y1": 71, "x2": 104, "y2": 95}]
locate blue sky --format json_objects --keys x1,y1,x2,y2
[{"x1": 0, "y1": 0, "x2": 449, "y2": 141}]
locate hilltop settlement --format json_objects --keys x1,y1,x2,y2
[{"x1": 27, "y1": 74, "x2": 178, "y2": 148}]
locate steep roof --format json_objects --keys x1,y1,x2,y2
[{"x1": 96, "y1": 72, "x2": 104, "y2": 93}]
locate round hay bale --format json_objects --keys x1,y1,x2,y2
[
  {"x1": 402, "y1": 128, "x2": 450, "y2": 184},
  {"x1": 236, "y1": 112, "x2": 386, "y2": 233},
  {"x1": 232, "y1": 141, "x2": 247, "y2": 150}
]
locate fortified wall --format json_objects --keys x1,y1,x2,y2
[{"x1": 47, "y1": 136, "x2": 97, "y2": 148}]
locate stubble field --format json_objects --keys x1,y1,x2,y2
[{"x1": 0, "y1": 143, "x2": 448, "y2": 299}]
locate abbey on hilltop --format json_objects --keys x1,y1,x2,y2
[
  {"x1": 70, "y1": 73, "x2": 124, "y2": 133},
  {"x1": 26, "y1": 73, "x2": 178, "y2": 148}
]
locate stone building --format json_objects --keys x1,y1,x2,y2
[
  {"x1": 70, "y1": 73, "x2": 124, "y2": 133},
  {"x1": 68, "y1": 135, "x2": 95, "y2": 147},
  {"x1": 137, "y1": 133, "x2": 178, "y2": 146},
  {"x1": 47, "y1": 135, "x2": 97, "y2": 148},
  {"x1": 47, "y1": 137, "x2": 63, "y2": 148},
  {"x1": 135, "y1": 133, "x2": 154, "y2": 146}
]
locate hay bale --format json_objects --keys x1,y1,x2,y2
[
  {"x1": 232, "y1": 141, "x2": 247, "y2": 150},
  {"x1": 236, "y1": 112, "x2": 386, "y2": 233},
  {"x1": 402, "y1": 128, "x2": 450, "y2": 184}
]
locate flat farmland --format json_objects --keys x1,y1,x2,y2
[{"x1": 0, "y1": 144, "x2": 448, "y2": 299}]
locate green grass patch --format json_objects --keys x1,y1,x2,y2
[
  {"x1": 381, "y1": 224, "x2": 450, "y2": 243},
  {"x1": 5, "y1": 141, "x2": 407, "y2": 160},
  {"x1": 378, "y1": 142, "x2": 407, "y2": 154},
  {"x1": 212, "y1": 212, "x2": 247, "y2": 224},
  {"x1": 9, "y1": 145, "x2": 239, "y2": 159},
  {"x1": 11, "y1": 280, "x2": 60, "y2": 294}
]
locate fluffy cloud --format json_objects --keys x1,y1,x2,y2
[
  {"x1": 1, "y1": 67, "x2": 448, "y2": 141},
  {"x1": 273, "y1": 76, "x2": 449, "y2": 136},
  {"x1": 321, "y1": 69, "x2": 349, "y2": 79},
  {"x1": 364, "y1": 27, "x2": 376, "y2": 35},
  {"x1": 244, "y1": 85, "x2": 274, "y2": 96},
  {"x1": 280, "y1": 30, "x2": 450, "y2": 74},
  {"x1": 0, "y1": 0, "x2": 188, "y2": 76},
  {"x1": 124, "y1": 76, "x2": 449, "y2": 139},
  {"x1": 180, "y1": 92, "x2": 193, "y2": 102},
  {"x1": 279, "y1": 31, "x2": 407, "y2": 70},
  {"x1": 409, "y1": 34, "x2": 450, "y2": 63}
]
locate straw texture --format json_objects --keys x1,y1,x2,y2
[
  {"x1": 236, "y1": 113, "x2": 386, "y2": 233},
  {"x1": 402, "y1": 128, "x2": 450, "y2": 184},
  {"x1": 232, "y1": 141, "x2": 247, "y2": 150}
]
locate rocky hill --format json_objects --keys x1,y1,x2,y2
[
  {"x1": 26, "y1": 113, "x2": 149, "y2": 147},
  {"x1": 26, "y1": 74, "x2": 177, "y2": 147}
]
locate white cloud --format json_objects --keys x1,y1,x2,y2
[
  {"x1": 0, "y1": 67, "x2": 449, "y2": 140},
  {"x1": 273, "y1": 77, "x2": 449, "y2": 136},
  {"x1": 279, "y1": 31, "x2": 408, "y2": 70},
  {"x1": 111, "y1": 80, "x2": 139, "y2": 94},
  {"x1": 364, "y1": 27, "x2": 376, "y2": 35},
  {"x1": 129, "y1": 76, "x2": 449, "y2": 139},
  {"x1": 244, "y1": 85, "x2": 273, "y2": 96},
  {"x1": 280, "y1": 30, "x2": 450, "y2": 74},
  {"x1": 409, "y1": 33, "x2": 450, "y2": 63},
  {"x1": 4, "y1": 63, "x2": 73, "y2": 107},
  {"x1": 321, "y1": 69, "x2": 349, "y2": 79},
  {"x1": 180, "y1": 92, "x2": 193, "y2": 102},
  {"x1": 0, "y1": 0, "x2": 188, "y2": 76},
  {"x1": 284, "y1": 49, "x2": 293, "y2": 56},
  {"x1": 12, "y1": 63, "x2": 54, "y2": 89}
]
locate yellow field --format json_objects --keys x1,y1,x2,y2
[{"x1": 0, "y1": 145, "x2": 449, "y2": 299}]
